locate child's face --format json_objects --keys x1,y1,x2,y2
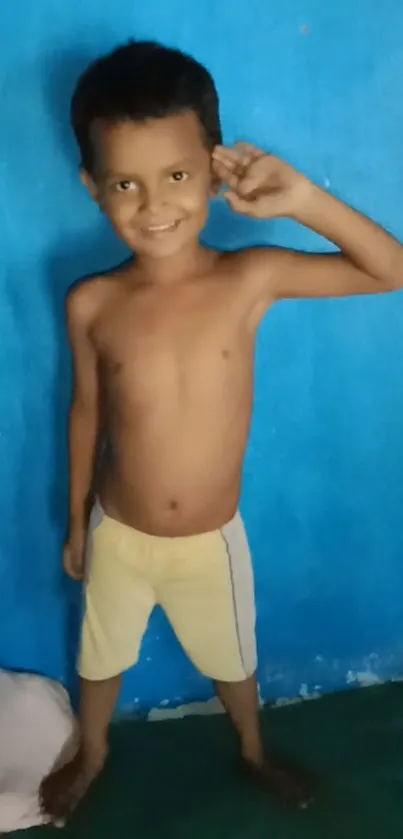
[{"x1": 85, "y1": 111, "x2": 214, "y2": 258}]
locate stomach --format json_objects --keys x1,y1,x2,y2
[{"x1": 98, "y1": 400, "x2": 251, "y2": 536}]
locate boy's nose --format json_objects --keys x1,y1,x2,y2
[{"x1": 140, "y1": 184, "x2": 164, "y2": 214}]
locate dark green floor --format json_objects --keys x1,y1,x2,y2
[{"x1": 17, "y1": 684, "x2": 403, "y2": 838}]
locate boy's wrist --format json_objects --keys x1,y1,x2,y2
[
  {"x1": 68, "y1": 514, "x2": 87, "y2": 538},
  {"x1": 289, "y1": 180, "x2": 323, "y2": 224}
]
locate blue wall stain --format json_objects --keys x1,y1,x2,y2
[{"x1": 1, "y1": 0, "x2": 403, "y2": 711}]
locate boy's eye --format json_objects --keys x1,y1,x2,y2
[
  {"x1": 116, "y1": 180, "x2": 138, "y2": 193},
  {"x1": 170, "y1": 171, "x2": 189, "y2": 183}
]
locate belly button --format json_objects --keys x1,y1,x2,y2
[
  {"x1": 109, "y1": 360, "x2": 123, "y2": 374},
  {"x1": 221, "y1": 349, "x2": 230, "y2": 359},
  {"x1": 168, "y1": 500, "x2": 179, "y2": 511}
]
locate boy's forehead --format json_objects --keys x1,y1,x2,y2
[{"x1": 93, "y1": 111, "x2": 209, "y2": 175}]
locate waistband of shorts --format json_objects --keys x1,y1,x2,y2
[{"x1": 90, "y1": 498, "x2": 241, "y2": 543}]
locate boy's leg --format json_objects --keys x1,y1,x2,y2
[
  {"x1": 160, "y1": 514, "x2": 314, "y2": 808},
  {"x1": 41, "y1": 509, "x2": 155, "y2": 822},
  {"x1": 79, "y1": 675, "x2": 122, "y2": 765},
  {"x1": 215, "y1": 674, "x2": 263, "y2": 763},
  {"x1": 215, "y1": 676, "x2": 314, "y2": 807},
  {"x1": 41, "y1": 674, "x2": 121, "y2": 821}
]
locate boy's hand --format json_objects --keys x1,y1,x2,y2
[
  {"x1": 212, "y1": 143, "x2": 312, "y2": 219},
  {"x1": 63, "y1": 531, "x2": 86, "y2": 581}
]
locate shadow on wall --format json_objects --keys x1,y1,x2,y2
[{"x1": 41, "y1": 48, "x2": 130, "y2": 698}]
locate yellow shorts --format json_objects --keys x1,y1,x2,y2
[{"x1": 79, "y1": 503, "x2": 257, "y2": 683}]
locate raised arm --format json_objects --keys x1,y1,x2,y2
[
  {"x1": 213, "y1": 144, "x2": 403, "y2": 301},
  {"x1": 64, "y1": 285, "x2": 100, "y2": 580}
]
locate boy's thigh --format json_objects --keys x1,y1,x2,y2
[
  {"x1": 159, "y1": 515, "x2": 257, "y2": 682},
  {"x1": 79, "y1": 513, "x2": 155, "y2": 681}
]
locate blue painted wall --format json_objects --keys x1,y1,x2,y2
[{"x1": 1, "y1": 0, "x2": 403, "y2": 711}]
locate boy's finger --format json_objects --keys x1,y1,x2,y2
[
  {"x1": 213, "y1": 148, "x2": 240, "y2": 169},
  {"x1": 225, "y1": 191, "x2": 255, "y2": 214},
  {"x1": 213, "y1": 146, "x2": 246, "y2": 169},
  {"x1": 213, "y1": 144, "x2": 240, "y2": 157},
  {"x1": 235, "y1": 142, "x2": 265, "y2": 160},
  {"x1": 212, "y1": 159, "x2": 240, "y2": 190},
  {"x1": 238, "y1": 171, "x2": 263, "y2": 197},
  {"x1": 213, "y1": 156, "x2": 241, "y2": 180}
]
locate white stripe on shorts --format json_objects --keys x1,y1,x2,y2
[{"x1": 220, "y1": 514, "x2": 257, "y2": 678}]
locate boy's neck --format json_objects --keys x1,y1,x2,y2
[{"x1": 134, "y1": 240, "x2": 216, "y2": 285}]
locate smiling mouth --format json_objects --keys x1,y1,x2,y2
[{"x1": 143, "y1": 220, "x2": 181, "y2": 235}]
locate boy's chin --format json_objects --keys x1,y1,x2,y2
[
  {"x1": 131, "y1": 228, "x2": 203, "y2": 259},
  {"x1": 135, "y1": 240, "x2": 189, "y2": 259}
]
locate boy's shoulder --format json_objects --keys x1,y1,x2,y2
[
  {"x1": 66, "y1": 261, "x2": 133, "y2": 326},
  {"x1": 219, "y1": 246, "x2": 292, "y2": 317},
  {"x1": 220, "y1": 246, "x2": 280, "y2": 289}
]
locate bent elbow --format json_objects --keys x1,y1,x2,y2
[{"x1": 385, "y1": 256, "x2": 403, "y2": 291}]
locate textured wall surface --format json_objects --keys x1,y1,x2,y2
[{"x1": 1, "y1": 0, "x2": 403, "y2": 711}]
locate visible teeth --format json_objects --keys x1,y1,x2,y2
[{"x1": 147, "y1": 223, "x2": 176, "y2": 232}]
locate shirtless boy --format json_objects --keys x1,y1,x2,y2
[{"x1": 41, "y1": 40, "x2": 403, "y2": 821}]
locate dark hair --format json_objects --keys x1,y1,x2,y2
[{"x1": 71, "y1": 40, "x2": 222, "y2": 174}]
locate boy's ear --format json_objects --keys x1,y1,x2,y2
[
  {"x1": 80, "y1": 168, "x2": 100, "y2": 204},
  {"x1": 210, "y1": 153, "x2": 222, "y2": 197},
  {"x1": 210, "y1": 175, "x2": 221, "y2": 196}
]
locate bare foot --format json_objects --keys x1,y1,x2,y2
[
  {"x1": 40, "y1": 749, "x2": 106, "y2": 824},
  {"x1": 241, "y1": 753, "x2": 315, "y2": 809}
]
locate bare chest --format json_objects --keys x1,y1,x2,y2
[{"x1": 93, "y1": 290, "x2": 253, "y2": 406}]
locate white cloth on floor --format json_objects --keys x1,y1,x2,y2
[{"x1": 0, "y1": 669, "x2": 76, "y2": 833}]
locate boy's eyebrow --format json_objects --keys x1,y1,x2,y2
[
  {"x1": 103, "y1": 157, "x2": 200, "y2": 181},
  {"x1": 103, "y1": 170, "x2": 140, "y2": 181},
  {"x1": 160, "y1": 156, "x2": 198, "y2": 173}
]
